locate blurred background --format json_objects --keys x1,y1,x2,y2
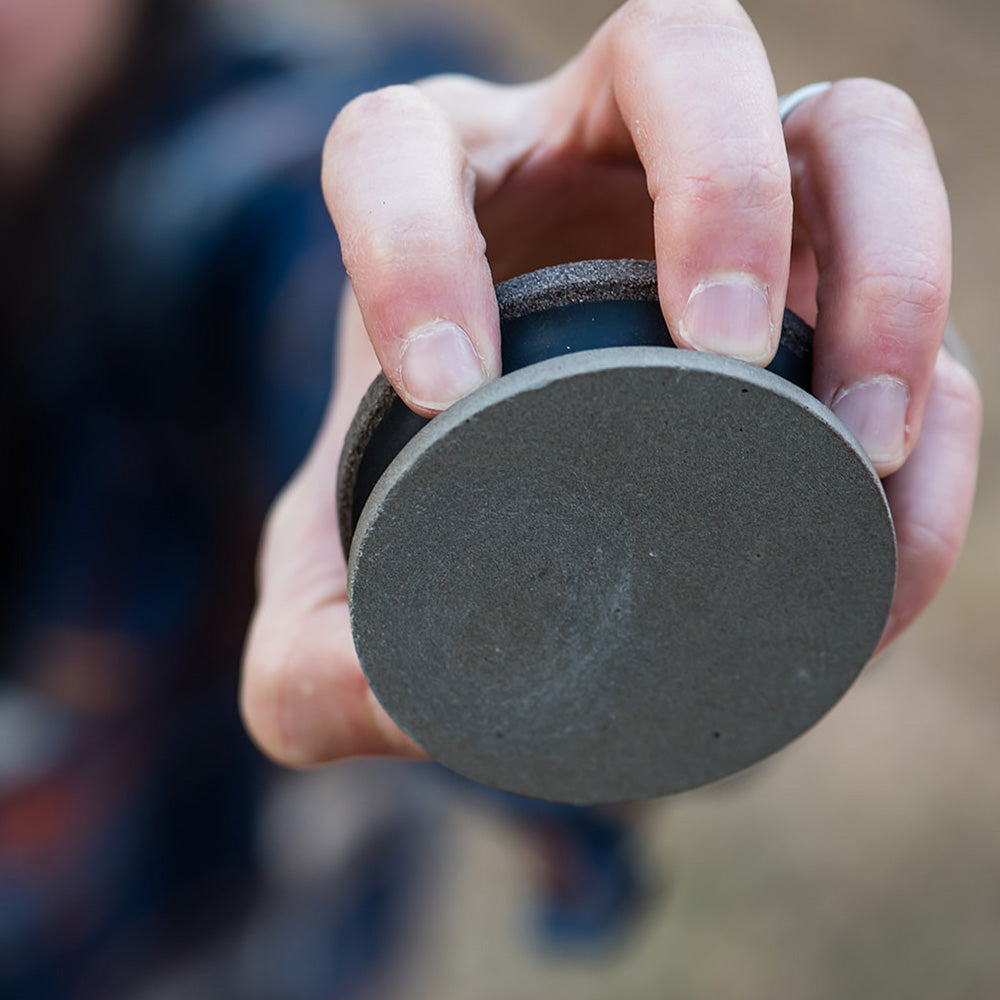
[{"x1": 1, "y1": 0, "x2": 997, "y2": 997}]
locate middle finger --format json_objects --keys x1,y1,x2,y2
[{"x1": 584, "y1": 0, "x2": 793, "y2": 364}]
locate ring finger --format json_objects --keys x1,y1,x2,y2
[{"x1": 783, "y1": 77, "x2": 952, "y2": 477}]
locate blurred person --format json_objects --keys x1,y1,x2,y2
[{"x1": 4, "y1": 1, "x2": 644, "y2": 997}]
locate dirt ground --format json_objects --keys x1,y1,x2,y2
[{"x1": 336, "y1": 1, "x2": 1000, "y2": 996}]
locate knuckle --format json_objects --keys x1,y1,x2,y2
[
  {"x1": 612, "y1": 0, "x2": 665, "y2": 34},
  {"x1": 341, "y1": 227, "x2": 407, "y2": 278},
  {"x1": 414, "y1": 72, "x2": 482, "y2": 106},
  {"x1": 325, "y1": 86, "x2": 449, "y2": 176},
  {"x1": 329, "y1": 85, "x2": 428, "y2": 143},
  {"x1": 342, "y1": 216, "x2": 482, "y2": 282},
  {"x1": 611, "y1": 0, "x2": 759, "y2": 67},
  {"x1": 673, "y1": 151, "x2": 790, "y2": 215},
  {"x1": 614, "y1": 0, "x2": 751, "y2": 33},
  {"x1": 241, "y1": 593, "x2": 373, "y2": 767},
  {"x1": 823, "y1": 78, "x2": 927, "y2": 139},
  {"x1": 854, "y1": 262, "x2": 950, "y2": 332},
  {"x1": 937, "y1": 350, "x2": 983, "y2": 427},
  {"x1": 239, "y1": 617, "x2": 335, "y2": 769}
]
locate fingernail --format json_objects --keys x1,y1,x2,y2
[
  {"x1": 681, "y1": 275, "x2": 773, "y2": 364},
  {"x1": 830, "y1": 376, "x2": 910, "y2": 471},
  {"x1": 398, "y1": 320, "x2": 488, "y2": 410}
]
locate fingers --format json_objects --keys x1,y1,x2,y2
[
  {"x1": 325, "y1": 0, "x2": 798, "y2": 407},
  {"x1": 878, "y1": 347, "x2": 981, "y2": 653},
  {"x1": 240, "y1": 292, "x2": 425, "y2": 765},
  {"x1": 596, "y1": 0, "x2": 792, "y2": 364},
  {"x1": 783, "y1": 78, "x2": 952, "y2": 476},
  {"x1": 323, "y1": 85, "x2": 501, "y2": 417}
]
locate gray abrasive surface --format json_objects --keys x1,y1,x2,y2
[
  {"x1": 495, "y1": 258, "x2": 659, "y2": 317},
  {"x1": 337, "y1": 260, "x2": 812, "y2": 555},
  {"x1": 346, "y1": 347, "x2": 896, "y2": 805}
]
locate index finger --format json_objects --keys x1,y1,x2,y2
[{"x1": 323, "y1": 83, "x2": 509, "y2": 417}]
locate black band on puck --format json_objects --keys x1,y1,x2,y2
[{"x1": 337, "y1": 259, "x2": 895, "y2": 805}]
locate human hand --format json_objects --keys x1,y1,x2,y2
[{"x1": 240, "y1": 0, "x2": 981, "y2": 767}]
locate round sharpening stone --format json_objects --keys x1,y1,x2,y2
[{"x1": 337, "y1": 259, "x2": 896, "y2": 805}]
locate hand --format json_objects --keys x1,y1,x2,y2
[{"x1": 240, "y1": 0, "x2": 981, "y2": 767}]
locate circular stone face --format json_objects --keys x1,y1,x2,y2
[{"x1": 348, "y1": 347, "x2": 895, "y2": 805}]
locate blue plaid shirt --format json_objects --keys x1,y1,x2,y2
[{"x1": 0, "y1": 11, "x2": 643, "y2": 997}]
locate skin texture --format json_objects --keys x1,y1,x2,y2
[{"x1": 239, "y1": 0, "x2": 981, "y2": 769}]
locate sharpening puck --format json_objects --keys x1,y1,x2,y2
[{"x1": 337, "y1": 260, "x2": 896, "y2": 805}]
